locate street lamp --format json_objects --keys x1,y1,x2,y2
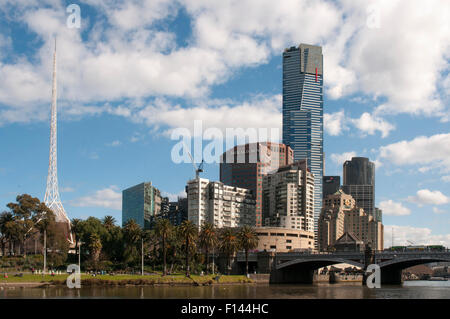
[
  {"x1": 43, "y1": 229, "x2": 47, "y2": 275},
  {"x1": 78, "y1": 241, "x2": 84, "y2": 274}
]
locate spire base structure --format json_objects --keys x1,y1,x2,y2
[{"x1": 44, "y1": 39, "x2": 73, "y2": 244}]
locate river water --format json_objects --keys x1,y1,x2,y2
[{"x1": 1, "y1": 281, "x2": 449, "y2": 299}]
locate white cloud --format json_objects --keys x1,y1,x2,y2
[
  {"x1": 133, "y1": 95, "x2": 282, "y2": 139},
  {"x1": 60, "y1": 186, "x2": 75, "y2": 193},
  {"x1": 106, "y1": 140, "x2": 122, "y2": 147},
  {"x1": 378, "y1": 200, "x2": 411, "y2": 216},
  {"x1": 442, "y1": 175, "x2": 450, "y2": 182},
  {"x1": 330, "y1": 151, "x2": 357, "y2": 166},
  {"x1": 0, "y1": 0, "x2": 448, "y2": 127},
  {"x1": 384, "y1": 225, "x2": 450, "y2": 248},
  {"x1": 161, "y1": 190, "x2": 187, "y2": 202},
  {"x1": 433, "y1": 207, "x2": 447, "y2": 214},
  {"x1": 379, "y1": 133, "x2": 450, "y2": 173},
  {"x1": 70, "y1": 186, "x2": 122, "y2": 210},
  {"x1": 350, "y1": 112, "x2": 394, "y2": 138},
  {"x1": 324, "y1": 110, "x2": 347, "y2": 136},
  {"x1": 407, "y1": 189, "x2": 449, "y2": 206}
]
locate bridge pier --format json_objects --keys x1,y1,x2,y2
[
  {"x1": 270, "y1": 267, "x2": 314, "y2": 284},
  {"x1": 381, "y1": 268, "x2": 402, "y2": 285}
]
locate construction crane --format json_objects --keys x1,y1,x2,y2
[{"x1": 183, "y1": 142, "x2": 204, "y2": 179}]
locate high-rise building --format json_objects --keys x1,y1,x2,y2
[
  {"x1": 374, "y1": 207, "x2": 383, "y2": 223},
  {"x1": 122, "y1": 182, "x2": 163, "y2": 229},
  {"x1": 319, "y1": 190, "x2": 384, "y2": 251},
  {"x1": 282, "y1": 44, "x2": 324, "y2": 243},
  {"x1": 262, "y1": 160, "x2": 315, "y2": 232},
  {"x1": 186, "y1": 178, "x2": 256, "y2": 229},
  {"x1": 323, "y1": 176, "x2": 340, "y2": 198},
  {"x1": 160, "y1": 197, "x2": 188, "y2": 226},
  {"x1": 220, "y1": 142, "x2": 293, "y2": 227},
  {"x1": 342, "y1": 157, "x2": 375, "y2": 218}
]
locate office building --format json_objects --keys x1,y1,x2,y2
[
  {"x1": 282, "y1": 44, "x2": 324, "y2": 244},
  {"x1": 323, "y1": 176, "x2": 340, "y2": 198},
  {"x1": 375, "y1": 207, "x2": 383, "y2": 223},
  {"x1": 319, "y1": 190, "x2": 383, "y2": 251},
  {"x1": 122, "y1": 182, "x2": 163, "y2": 229},
  {"x1": 220, "y1": 142, "x2": 293, "y2": 227},
  {"x1": 342, "y1": 157, "x2": 375, "y2": 218},
  {"x1": 149, "y1": 197, "x2": 188, "y2": 228},
  {"x1": 262, "y1": 160, "x2": 315, "y2": 232},
  {"x1": 166, "y1": 197, "x2": 188, "y2": 226},
  {"x1": 186, "y1": 178, "x2": 256, "y2": 229}
]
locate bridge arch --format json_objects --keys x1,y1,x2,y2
[
  {"x1": 271, "y1": 256, "x2": 364, "y2": 284},
  {"x1": 277, "y1": 257, "x2": 364, "y2": 270},
  {"x1": 377, "y1": 256, "x2": 450, "y2": 284}
]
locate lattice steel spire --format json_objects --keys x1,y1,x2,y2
[{"x1": 44, "y1": 40, "x2": 72, "y2": 241}]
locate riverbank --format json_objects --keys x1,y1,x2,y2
[{"x1": 0, "y1": 273, "x2": 253, "y2": 287}]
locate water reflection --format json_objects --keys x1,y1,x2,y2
[{"x1": 0, "y1": 281, "x2": 449, "y2": 299}]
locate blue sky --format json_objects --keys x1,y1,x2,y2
[{"x1": 0, "y1": 0, "x2": 449, "y2": 247}]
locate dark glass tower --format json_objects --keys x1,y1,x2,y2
[
  {"x1": 282, "y1": 44, "x2": 324, "y2": 244},
  {"x1": 122, "y1": 182, "x2": 162, "y2": 229},
  {"x1": 342, "y1": 157, "x2": 375, "y2": 217}
]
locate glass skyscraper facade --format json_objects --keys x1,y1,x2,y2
[
  {"x1": 342, "y1": 157, "x2": 375, "y2": 218},
  {"x1": 122, "y1": 182, "x2": 163, "y2": 229},
  {"x1": 282, "y1": 44, "x2": 324, "y2": 244}
]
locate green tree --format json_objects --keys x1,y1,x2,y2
[
  {"x1": 122, "y1": 219, "x2": 142, "y2": 266},
  {"x1": 0, "y1": 212, "x2": 14, "y2": 256},
  {"x1": 6, "y1": 194, "x2": 50, "y2": 256},
  {"x1": 71, "y1": 218, "x2": 83, "y2": 259},
  {"x1": 219, "y1": 228, "x2": 239, "y2": 275},
  {"x1": 238, "y1": 226, "x2": 259, "y2": 275},
  {"x1": 88, "y1": 233, "x2": 102, "y2": 270},
  {"x1": 179, "y1": 220, "x2": 198, "y2": 277},
  {"x1": 102, "y1": 216, "x2": 116, "y2": 230},
  {"x1": 154, "y1": 218, "x2": 172, "y2": 276},
  {"x1": 199, "y1": 222, "x2": 218, "y2": 274}
]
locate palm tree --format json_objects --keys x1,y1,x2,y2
[
  {"x1": 179, "y1": 220, "x2": 198, "y2": 277},
  {"x1": 199, "y1": 222, "x2": 218, "y2": 274},
  {"x1": 71, "y1": 218, "x2": 83, "y2": 259},
  {"x1": 238, "y1": 226, "x2": 259, "y2": 275},
  {"x1": 219, "y1": 228, "x2": 239, "y2": 275},
  {"x1": 123, "y1": 219, "x2": 142, "y2": 266},
  {"x1": 88, "y1": 233, "x2": 102, "y2": 270},
  {"x1": 154, "y1": 218, "x2": 172, "y2": 276},
  {"x1": 102, "y1": 216, "x2": 116, "y2": 230}
]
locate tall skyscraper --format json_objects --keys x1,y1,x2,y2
[
  {"x1": 122, "y1": 182, "x2": 163, "y2": 229},
  {"x1": 44, "y1": 40, "x2": 72, "y2": 242},
  {"x1": 282, "y1": 44, "x2": 324, "y2": 244},
  {"x1": 220, "y1": 142, "x2": 293, "y2": 227},
  {"x1": 342, "y1": 157, "x2": 375, "y2": 218}
]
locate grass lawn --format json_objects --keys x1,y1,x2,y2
[{"x1": 0, "y1": 273, "x2": 253, "y2": 285}]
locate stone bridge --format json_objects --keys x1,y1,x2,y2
[{"x1": 267, "y1": 251, "x2": 450, "y2": 284}]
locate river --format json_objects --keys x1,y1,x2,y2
[{"x1": 1, "y1": 281, "x2": 449, "y2": 299}]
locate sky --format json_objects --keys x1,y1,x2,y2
[{"x1": 0, "y1": 0, "x2": 449, "y2": 248}]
